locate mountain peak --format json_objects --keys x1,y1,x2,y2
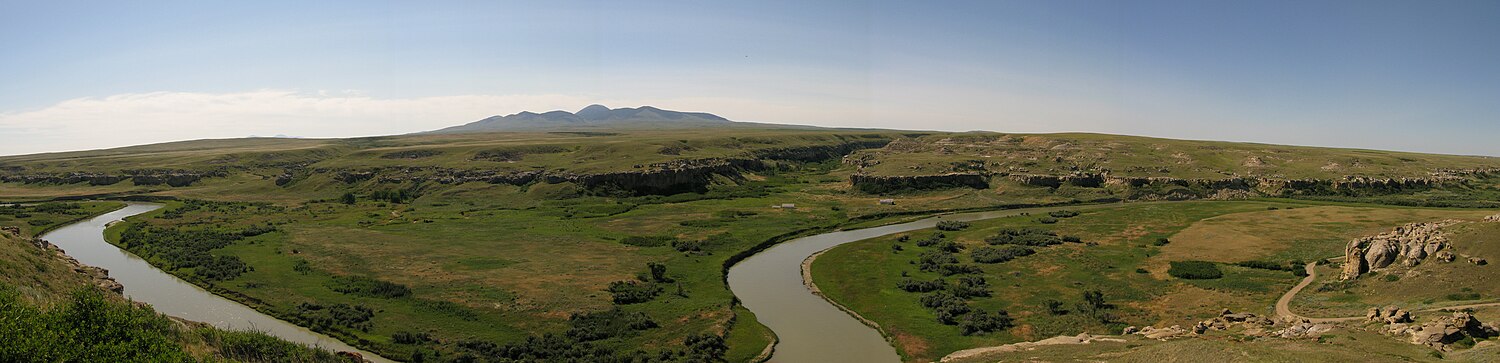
[
  {"x1": 576, "y1": 104, "x2": 612, "y2": 120},
  {"x1": 426, "y1": 105, "x2": 736, "y2": 134}
]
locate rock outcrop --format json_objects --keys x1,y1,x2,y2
[
  {"x1": 1131, "y1": 309, "x2": 1280, "y2": 340},
  {"x1": 1383, "y1": 312, "x2": 1498, "y2": 350},
  {"x1": 28, "y1": 238, "x2": 123, "y2": 293},
  {"x1": 1340, "y1": 221, "x2": 1458, "y2": 280},
  {"x1": 1366, "y1": 306, "x2": 1413, "y2": 324},
  {"x1": 849, "y1": 173, "x2": 990, "y2": 193}
]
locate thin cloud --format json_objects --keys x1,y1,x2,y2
[{"x1": 0, "y1": 91, "x2": 614, "y2": 155}]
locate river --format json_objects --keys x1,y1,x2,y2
[
  {"x1": 40, "y1": 203, "x2": 393, "y2": 363},
  {"x1": 727, "y1": 206, "x2": 1075, "y2": 363}
]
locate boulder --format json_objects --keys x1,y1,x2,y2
[
  {"x1": 1392, "y1": 312, "x2": 1498, "y2": 350},
  {"x1": 1341, "y1": 221, "x2": 1456, "y2": 280},
  {"x1": 1137, "y1": 325, "x2": 1191, "y2": 340},
  {"x1": 1437, "y1": 250, "x2": 1456, "y2": 263},
  {"x1": 1367, "y1": 306, "x2": 1412, "y2": 324}
]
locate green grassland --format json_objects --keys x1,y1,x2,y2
[
  {"x1": 812, "y1": 200, "x2": 1499, "y2": 362},
  {"x1": 1294, "y1": 220, "x2": 1500, "y2": 318},
  {"x1": 3, "y1": 129, "x2": 1500, "y2": 361}
]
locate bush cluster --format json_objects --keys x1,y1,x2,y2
[
  {"x1": 936, "y1": 221, "x2": 970, "y2": 231},
  {"x1": 566, "y1": 308, "x2": 659, "y2": 342},
  {"x1": 985, "y1": 228, "x2": 1062, "y2": 246},
  {"x1": 918, "y1": 292, "x2": 1012, "y2": 335},
  {"x1": 1047, "y1": 210, "x2": 1080, "y2": 218},
  {"x1": 328, "y1": 275, "x2": 411, "y2": 298},
  {"x1": 1167, "y1": 260, "x2": 1223, "y2": 279},
  {"x1": 896, "y1": 278, "x2": 945, "y2": 292},
  {"x1": 119, "y1": 224, "x2": 256, "y2": 281},
  {"x1": 290, "y1": 303, "x2": 375, "y2": 332},
  {"x1": 970, "y1": 245, "x2": 1035, "y2": 264}
]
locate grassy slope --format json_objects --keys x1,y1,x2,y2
[
  {"x1": 812, "y1": 200, "x2": 1498, "y2": 362},
  {"x1": 1294, "y1": 219, "x2": 1500, "y2": 318},
  {"x1": 0, "y1": 202, "x2": 346, "y2": 362},
  {"x1": 854, "y1": 132, "x2": 1500, "y2": 179}
]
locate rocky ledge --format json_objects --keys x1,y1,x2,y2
[
  {"x1": 0, "y1": 169, "x2": 224, "y2": 187},
  {"x1": 1374, "y1": 308, "x2": 1499, "y2": 350},
  {"x1": 1340, "y1": 221, "x2": 1461, "y2": 280},
  {"x1": 27, "y1": 237, "x2": 123, "y2": 293}
]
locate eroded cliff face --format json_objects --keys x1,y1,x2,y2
[
  {"x1": 0, "y1": 169, "x2": 223, "y2": 187},
  {"x1": 847, "y1": 167, "x2": 1479, "y2": 200},
  {"x1": 848, "y1": 173, "x2": 990, "y2": 193},
  {"x1": 1340, "y1": 221, "x2": 1459, "y2": 280}
]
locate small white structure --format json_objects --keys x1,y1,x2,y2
[
  {"x1": 878, "y1": 199, "x2": 896, "y2": 205},
  {"x1": 773, "y1": 203, "x2": 797, "y2": 209}
]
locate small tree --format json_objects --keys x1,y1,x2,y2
[
  {"x1": 647, "y1": 262, "x2": 671, "y2": 283},
  {"x1": 340, "y1": 192, "x2": 357, "y2": 205}
]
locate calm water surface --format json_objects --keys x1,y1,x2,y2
[{"x1": 41, "y1": 203, "x2": 392, "y2": 363}]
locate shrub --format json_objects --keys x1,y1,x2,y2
[
  {"x1": 952, "y1": 276, "x2": 991, "y2": 298},
  {"x1": 1167, "y1": 261, "x2": 1223, "y2": 279},
  {"x1": 985, "y1": 228, "x2": 1062, "y2": 246},
  {"x1": 329, "y1": 275, "x2": 411, "y2": 298},
  {"x1": 565, "y1": 308, "x2": 658, "y2": 342},
  {"x1": 392, "y1": 330, "x2": 431, "y2": 344},
  {"x1": 1152, "y1": 238, "x2": 1171, "y2": 246},
  {"x1": 1044, "y1": 299, "x2": 1067, "y2": 315},
  {"x1": 1047, "y1": 210, "x2": 1080, "y2": 218},
  {"x1": 606, "y1": 281, "x2": 661, "y2": 304},
  {"x1": 1234, "y1": 260, "x2": 1294, "y2": 271},
  {"x1": 620, "y1": 236, "x2": 676, "y2": 247},
  {"x1": 292, "y1": 303, "x2": 375, "y2": 332},
  {"x1": 970, "y1": 245, "x2": 1035, "y2": 264},
  {"x1": 958, "y1": 309, "x2": 1013, "y2": 336},
  {"x1": 936, "y1": 221, "x2": 970, "y2": 231},
  {"x1": 644, "y1": 262, "x2": 672, "y2": 283},
  {"x1": 0, "y1": 286, "x2": 195, "y2": 362},
  {"x1": 1036, "y1": 217, "x2": 1059, "y2": 224},
  {"x1": 937, "y1": 264, "x2": 983, "y2": 276},
  {"x1": 1062, "y1": 235, "x2": 1082, "y2": 243},
  {"x1": 932, "y1": 241, "x2": 964, "y2": 253},
  {"x1": 918, "y1": 251, "x2": 959, "y2": 272},
  {"x1": 896, "y1": 278, "x2": 946, "y2": 293},
  {"x1": 194, "y1": 255, "x2": 252, "y2": 281}
]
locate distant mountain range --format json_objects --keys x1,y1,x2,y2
[{"x1": 426, "y1": 105, "x2": 745, "y2": 133}]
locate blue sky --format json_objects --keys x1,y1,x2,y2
[{"x1": 2, "y1": 0, "x2": 1497, "y2": 156}]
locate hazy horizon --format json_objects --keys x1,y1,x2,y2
[{"x1": 4, "y1": 1, "x2": 1498, "y2": 157}]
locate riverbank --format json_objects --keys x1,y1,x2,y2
[{"x1": 38, "y1": 203, "x2": 391, "y2": 362}]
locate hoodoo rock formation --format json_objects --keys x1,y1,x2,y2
[{"x1": 1340, "y1": 221, "x2": 1458, "y2": 280}]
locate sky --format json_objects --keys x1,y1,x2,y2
[{"x1": 2, "y1": 0, "x2": 1498, "y2": 156}]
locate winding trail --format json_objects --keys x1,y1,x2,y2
[{"x1": 1276, "y1": 260, "x2": 1500, "y2": 323}]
